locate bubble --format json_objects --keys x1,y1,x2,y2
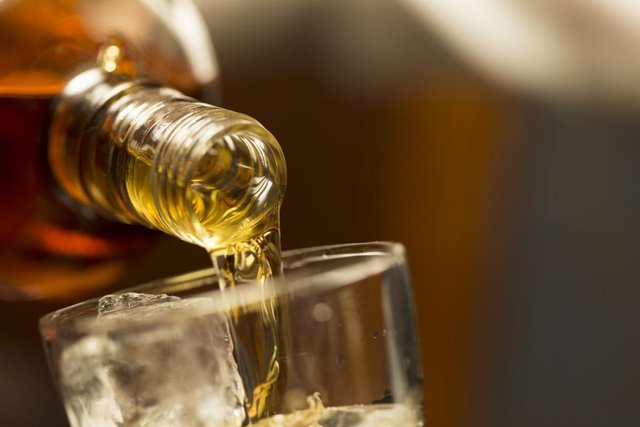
[{"x1": 312, "y1": 302, "x2": 333, "y2": 322}]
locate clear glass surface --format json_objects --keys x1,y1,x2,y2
[{"x1": 40, "y1": 242, "x2": 424, "y2": 426}]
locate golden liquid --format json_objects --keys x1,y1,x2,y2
[
  {"x1": 210, "y1": 231, "x2": 284, "y2": 421},
  {"x1": 112, "y1": 87, "x2": 287, "y2": 420},
  {"x1": 120, "y1": 117, "x2": 283, "y2": 251}
]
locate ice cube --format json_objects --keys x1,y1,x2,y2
[
  {"x1": 60, "y1": 335, "x2": 123, "y2": 427},
  {"x1": 60, "y1": 292, "x2": 245, "y2": 427}
]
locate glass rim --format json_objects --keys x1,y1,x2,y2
[{"x1": 39, "y1": 241, "x2": 407, "y2": 333}]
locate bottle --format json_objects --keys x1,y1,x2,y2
[{"x1": 0, "y1": 0, "x2": 286, "y2": 300}]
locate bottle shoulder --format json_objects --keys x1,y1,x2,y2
[{"x1": 0, "y1": 0, "x2": 218, "y2": 100}]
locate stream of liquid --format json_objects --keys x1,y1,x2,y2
[{"x1": 209, "y1": 230, "x2": 284, "y2": 422}]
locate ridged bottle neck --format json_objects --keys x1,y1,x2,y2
[{"x1": 49, "y1": 68, "x2": 286, "y2": 251}]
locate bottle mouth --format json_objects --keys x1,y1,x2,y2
[
  {"x1": 145, "y1": 107, "x2": 286, "y2": 251},
  {"x1": 177, "y1": 124, "x2": 287, "y2": 251}
]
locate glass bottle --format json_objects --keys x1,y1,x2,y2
[{"x1": 0, "y1": 0, "x2": 286, "y2": 300}]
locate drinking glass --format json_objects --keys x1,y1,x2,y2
[{"x1": 40, "y1": 242, "x2": 424, "y2": 426}]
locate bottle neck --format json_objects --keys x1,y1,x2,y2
[{"x1": 49, "y1": 68, "x2": 286, "y2": 251}]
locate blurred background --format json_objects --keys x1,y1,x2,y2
[{"x1": 2, "y1": 0, "x2": 640, "y2": 425}]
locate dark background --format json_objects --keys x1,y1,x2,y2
[{"x1": 2, "y1": 1, "x2": 640, "y2": 426}]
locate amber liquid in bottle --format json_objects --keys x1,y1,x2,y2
[
  {"x1": 0, "y1": 0, "x2": 210, "y2": 300},
  {"x1": 0, "y1": 93, "x2": 156, "y2": 300}
]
